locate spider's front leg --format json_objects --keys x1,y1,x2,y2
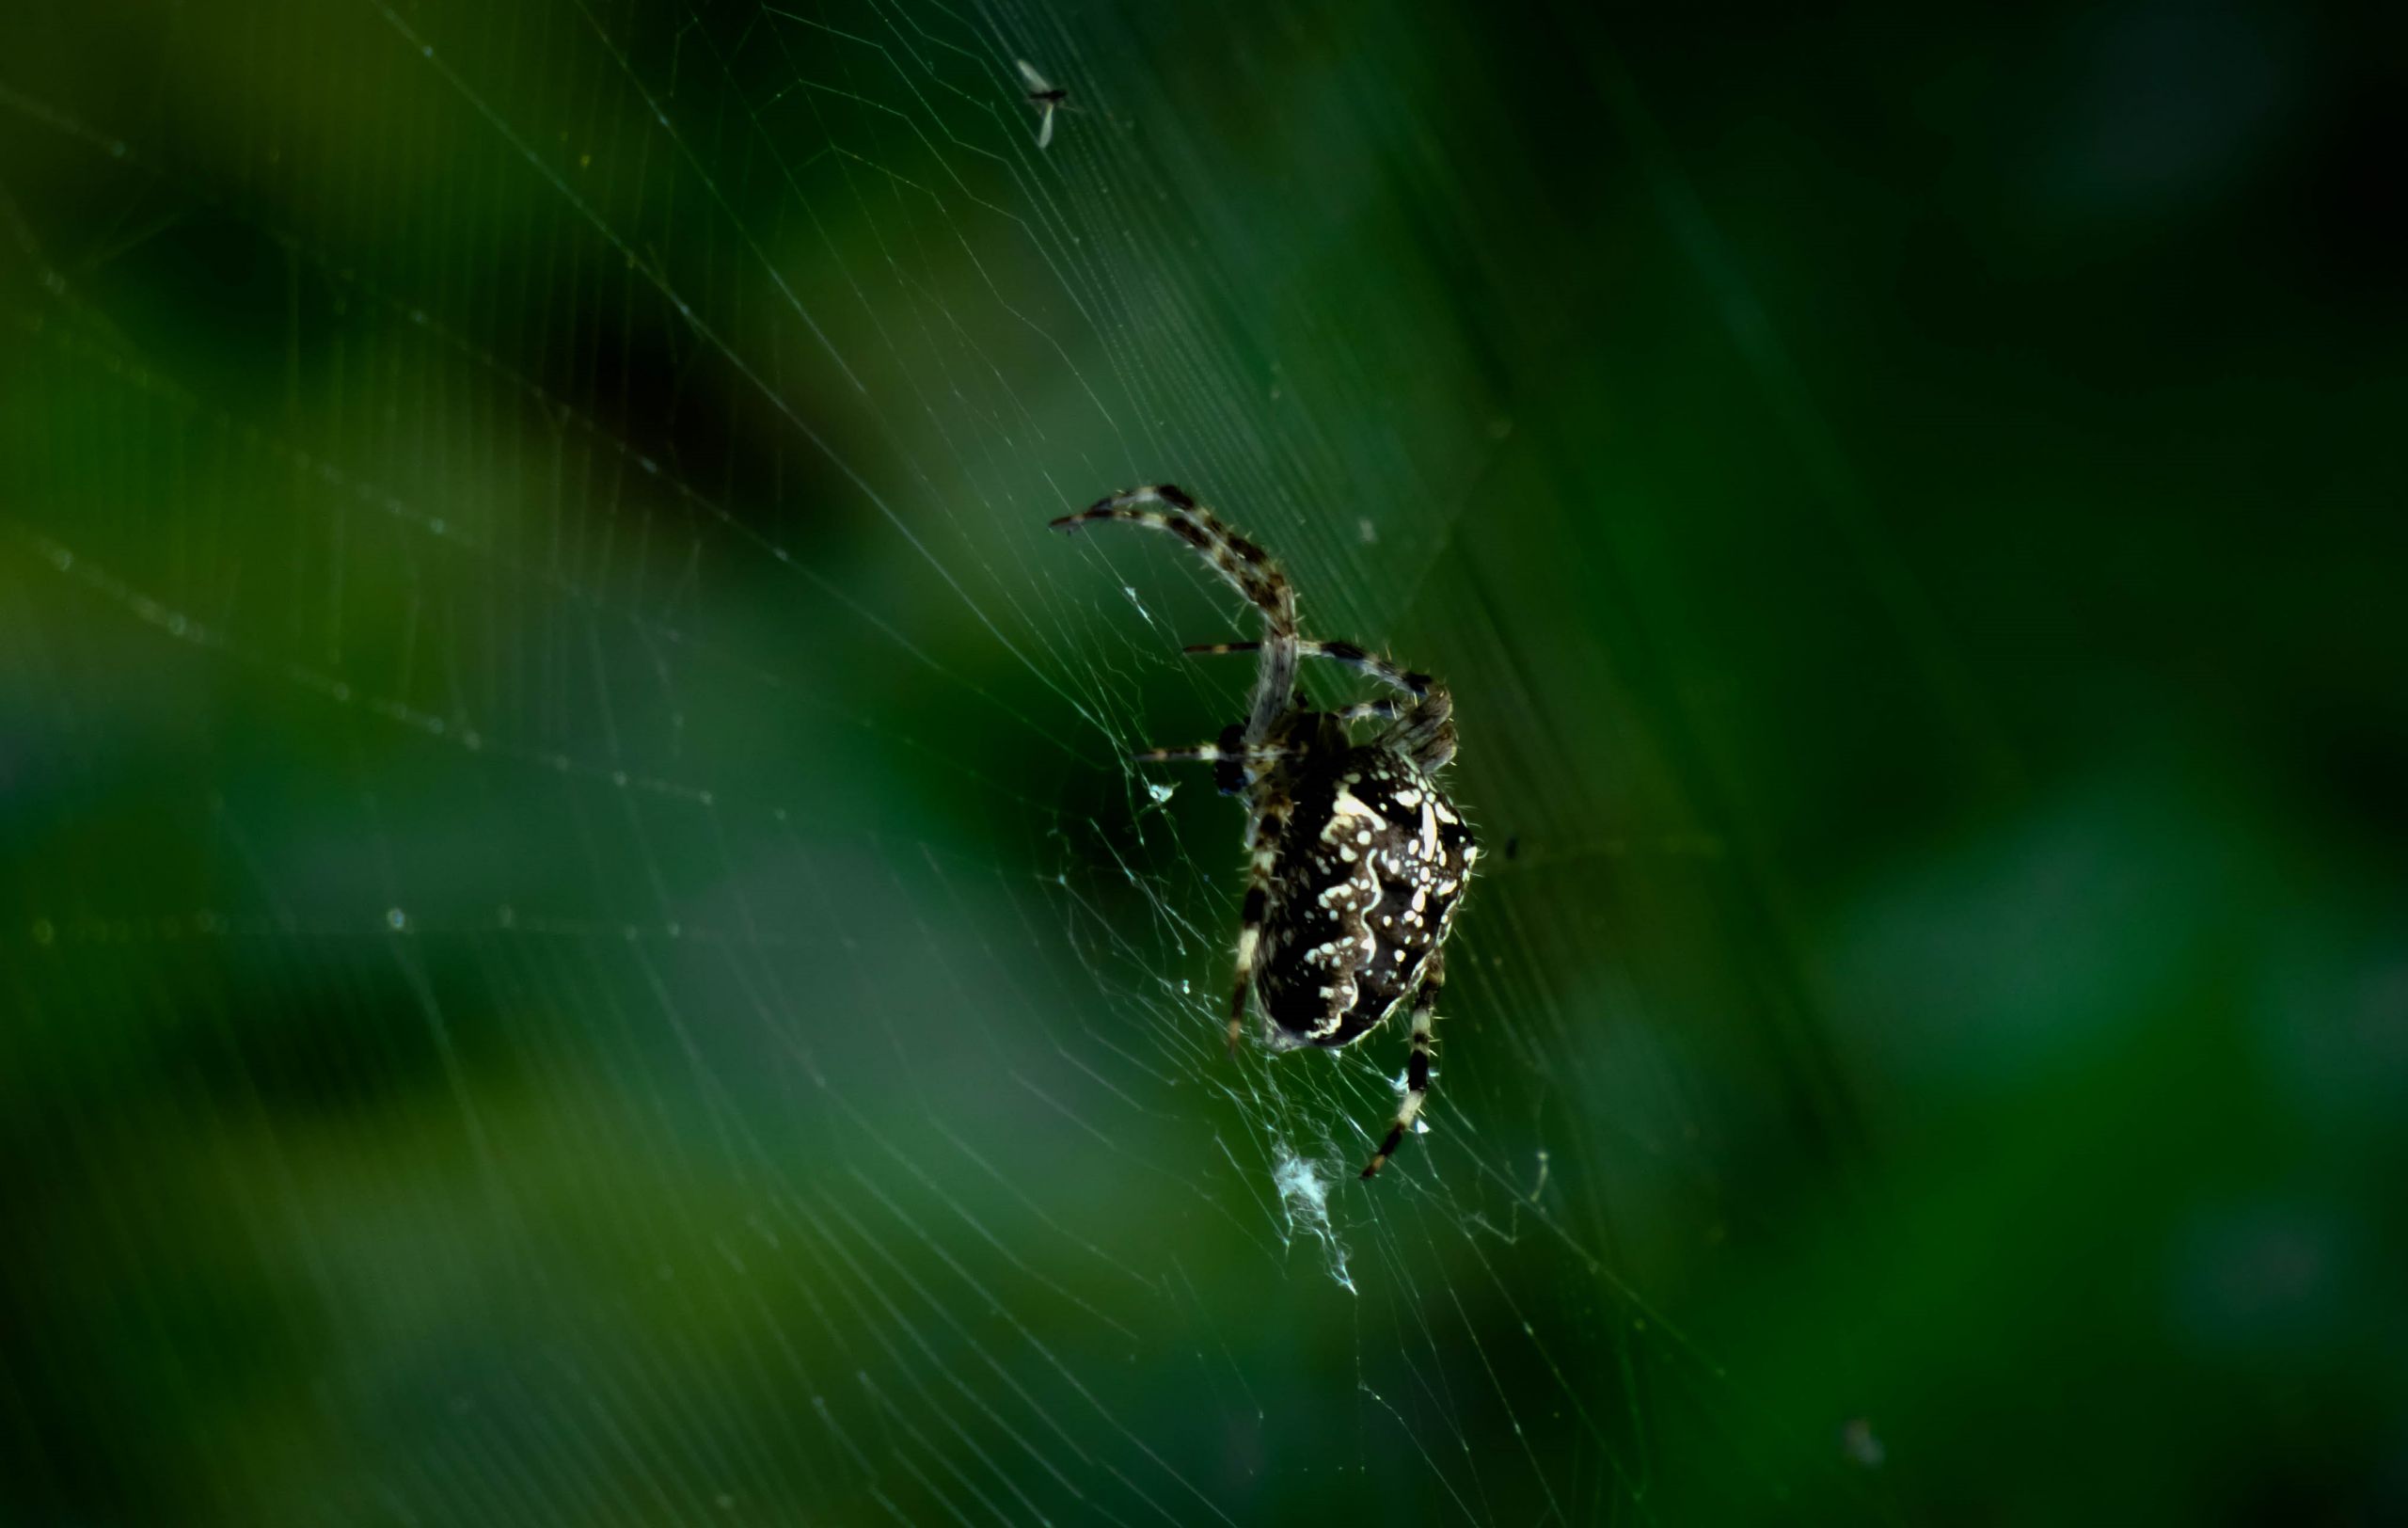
[
  {"x1": 1388, "y1": 681, "x2": 1457, "y2": 774},
  {"x1": 1186, "y1": 639, "x2": 1456, "y2": 772},
  {"x1": 1362, "y1": 952, "x2": 1445, "y2": 1179},
  {"x1": 1133, "y1": 724, "x2": 1274, "y2": 797},
  {"x1": 1127, "y1": 734, "x2": 1288, "y2": 1057}
]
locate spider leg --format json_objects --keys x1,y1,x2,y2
[
  {"x1": 1189, "y1": 640, "x2": 1457, "y2": 772},
  {"x1": 1130, "y1": 743, "x2": 1291, "y2": 765},
  {"x1": 1228, "y1": 803, "x2": 1288, "y2": 1058},
  {"x1": 1051, "y1": 488, "x2": 1292, "y2": 628},
  {"x1": 1133, "y1": 723, "x2": 1269, "y2": 795},
  {"x1": 1361, "y1": 952, "x2": 1444, "y2": 1179},
  {"x1": 1331, "y1": 699, "x2": 1401, "y2": 724},
  {"x1": 1386, "y1": 682, "x2": 1457, "y2": 774},
  {"x1": 1187, "y1": 638, "x2": 1428, "y2": 699},
  {"x1": 1052, "y1": 486, "x2": 1298, "y2": 745},
  {"x1": 1154, "y1": 696, "x2": 1395, "y2": 732}
]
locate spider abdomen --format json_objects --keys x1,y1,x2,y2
[{"x1": 1257, "y1": 747, "x2": 1478, "y2": 1049}]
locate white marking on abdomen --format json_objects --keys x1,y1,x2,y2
[{"x1": 1331, "y1": 788, "x2": 1389, "y2": 828}]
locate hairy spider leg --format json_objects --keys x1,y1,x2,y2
[
  {"x1": 1130, "y1": 708, "x2": 1387, "y2": 762},
  {"x1": 1130, "y1": 743, "x2": 1297, "y2": 765},
  {"x1": 1051, "y1": 485, "x2": 1300, "y2": 756},
  {"x1": 1228, "y1": 802, "x2": 1291, "y2": 1057},
  {"x1": 1127, "y1": 722, "x2": 1259, "y2": 795},
  {"x1": 1186, "y1": 638, "x2": 1457, "y2": 772},
  {"x1": 1386, "y1": 681, "x2": 1458, "y2": 774},
  {"x1": 1361, "y1": 951, "x2": 1445, "y2": 1179},
  {"x1": 1186, "y1": 636, "x2": 1427, "y2": 693},
  {"x1": 1331, "y1": 698, "x2": 1402, "y2": 724}
]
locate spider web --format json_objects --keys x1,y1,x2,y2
[{"x1": 0, "y1": 0, "x2": 1885, "y2": 1520}]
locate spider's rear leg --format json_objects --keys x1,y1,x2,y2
[
  {"x1": 1362, "y1": 952, "x2": 1445, "y2": 1179},
  {"x1": 1227, "y1": 804, "x2": 1288, "y2": 1058}
]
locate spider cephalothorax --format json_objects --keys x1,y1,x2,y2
[{"x1": 1052, "y1": 485, "x2": 1479, "y2": 1178}]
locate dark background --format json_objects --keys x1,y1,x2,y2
[{"x1": 2, "y1": 0, "x2": 2402, "y2": 1521}]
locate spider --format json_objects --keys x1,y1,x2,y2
[{"x1": 1052, "y1": 485, "x2": 1479, "y2": 1179}]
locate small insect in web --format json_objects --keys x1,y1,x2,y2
[
  {"x1": 1052, "y1": 485, "x2": 1480, "y2": 1179},
  {"x1": 1016, "y1": 60, "x2": 1068, "y2": 150}
]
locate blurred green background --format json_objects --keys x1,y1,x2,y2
[{"x1": 2, "y1": 0, "x2": 2402, "y2": 1521}]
